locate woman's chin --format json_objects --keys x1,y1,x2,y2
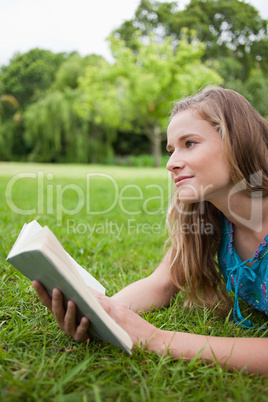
[{"x1": 177, "y1": 191, "x2": 199, "y2": 204}]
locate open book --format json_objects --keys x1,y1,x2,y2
[{"x1": 6, "y1": 221, "x2": 133, "y2": 354}]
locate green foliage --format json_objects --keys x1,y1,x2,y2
[
  {"x1": 0, "y1": 48, "x2": 66, "y2": 109},
  {"x1": 114, "y1": 0, "x2": 268, "y2": 78},
  {"x1": 114, "y1": 0, "x2": 268, "y2": 113},
  {"x1": 24, "y1": 87, "x2": 116, "y2": 164},
  {"x1": 24, "y1": 90, "x2": 77, "y2": 162},
  {"x1": 0, "y1": 94, "x2": 18, "y2": 112},
  {"x1": 77, "y1": 63, "x2": 125, "y2": 129},
  {"x1": 18, "y1": 51, "x2": 116, "y2": 164},
  {"x1": 0, "y1": 49, "x2": 68, "y2": 161},
  {"x1": 1, "y1": 163, "x2": 267, "y2": 400},
  {"x1": 179, "y1": 0, "x2": 267, "y2": 70},
  {"x1": 52, "y1": 53, "x2": 107, "y2": 91},
  {"x1": 241, "y1": 70, "x2": 268, "y2": 118},
  {"x1": 114, "y1": 154, "x2": 169, "y2": 167},
  {"x1": 0, "y1": 118, "x2": 15, "y2": 160},
  {"x1": 0, "y1": 94, "x2": 21, "y2": 160}
]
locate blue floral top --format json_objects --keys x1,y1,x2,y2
[{"x1": 218, "y1": 215, "x2": 268, "y2": 328}]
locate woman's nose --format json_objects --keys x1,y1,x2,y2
[{"x1": 166, "y1": 152, "x2": 185, "y2": 172}]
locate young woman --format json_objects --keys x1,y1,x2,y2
[{"x1": 33, "y1": 87, "x2": 268, "y2": 375}]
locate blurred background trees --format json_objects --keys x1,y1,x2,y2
[{"x1": 0, "y1": 0, "x2": 267, "y2": 166}]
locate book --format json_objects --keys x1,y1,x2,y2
[{"x1": 6, "y1": 221, "x2": 133, "y2": 354}]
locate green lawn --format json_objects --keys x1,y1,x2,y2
[{"x1": 0, "y1": 162, "x2": 267, "y2": 401}]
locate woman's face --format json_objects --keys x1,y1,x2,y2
[{"x1": 166, "y1": 109, "x2": 232, "y2": 204}]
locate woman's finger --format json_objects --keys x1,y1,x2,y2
[
  {"x1": 63, "y1": 300, "x2": 78, "y2": 336},
  {"x1": 32, "y1": 280, "x2": 52, "y2": 311},
  {"x1": 74, "y1": 316, "x2": 90, "y2": 342},
  {"x1": 51, "y1": 288, "x2": 66, "y2": 326}
]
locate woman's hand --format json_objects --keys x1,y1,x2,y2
[
  {"x1": 91, "y1": 288, "x2": 160, "y2": 349},
  {"x1": 32, "y1": 281, "x2": 90, "y2": 341},
  {"x1": 32, "y1": 281, "x2": 160, "y2": 350}
]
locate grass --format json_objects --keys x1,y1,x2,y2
[{"x1": 0, "y1": 162, "x2": 268, "y2": 401}]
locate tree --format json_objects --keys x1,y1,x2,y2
[
  {"x1": 24, "y1": 86, "x2": 116, "y2": 163},
  {"x1": 0, "y1": 49, "x2": 69, "y2": 160},
  {"x1": 52, "y1": 53, "x2": 107, "y2": 90},
  {"x1": 78, "y1": 31, "x2": 222, "y2": 166},
  {"x1": 113, "y1": 0, "x2": 268, "y2": 119},
  {"x1": 0, "y1": 94, "x2": 18, "y2": 112},
  {"x1": 176, "y1": 0, "x2": 267, "y2": 80},
  {"x1": 0, "y1": 48, "x2": 66, "y2": 109},
  {"x1": 113, "y1": 0, "x2": 268, "y2": 80},
  {"x1": 0, "y1": 94, "x2": 19, "y2": 160},
  {"x1": 0, "y1": 49, "x2": 112, "y2": 162},
  {"x1": 222, "y1": 68, "x2": 268, "y2": 119},
  {"x1": 24, "y1": 89, "x2": 89, "y2": 163}
]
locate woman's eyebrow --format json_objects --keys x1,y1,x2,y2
[{"x1": 178, "y1": 133, "x2": 201, "y2": 141}]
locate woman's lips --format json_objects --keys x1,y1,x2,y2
[{"x1": 174, "y1": 176, "x2": 194, "y2": 187}]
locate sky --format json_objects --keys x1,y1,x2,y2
[{"x1": 0, "y1": 0, "x2": 268, "y2": 67}]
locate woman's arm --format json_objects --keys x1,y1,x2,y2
[
  {"x1": 86, "y1": 291, "x2": 268, "y2": 375},
  {"x1": 150, "y1": 329, "x2": 268, "y2": 375},
  {"x1": 111, "y1": 250, "x2": 179, "y2": 312}
]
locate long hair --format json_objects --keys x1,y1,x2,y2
[{"x1": 167, "y1": 86, "x2": 268, "y2": 310}]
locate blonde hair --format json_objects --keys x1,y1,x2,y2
[{"x1": 167, "y1": 87, "x2": 268, "y2": 310}]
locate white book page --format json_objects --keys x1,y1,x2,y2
[
  {"x1": 66, "y1": 253, "x2": 105, "y2": 295},
  {"x1": 8, "y1": 221, "x2": 42, "y2": 258},
  {"x1": 8, "y1": 221, "x2": 105, "y2": 294}
]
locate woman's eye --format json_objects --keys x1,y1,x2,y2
[
  {"x1": 167, "y1": 150, "x2": 174, "y2": 156},
  {"x1": 186, "y1": 140, "x2": 195, "y2": 148}
]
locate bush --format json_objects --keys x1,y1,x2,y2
[{"x1": 113, "y1": 154, "x2": 169, "y2": 167}]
